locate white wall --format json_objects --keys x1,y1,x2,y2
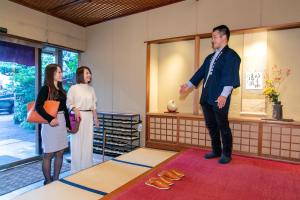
[
  {"x1": 156, "y1": 40, "x2": 195, "y2": 113},
  {"x1": 81, "y1": 0, "x2": 300, "y2": 145},
  {"x1": 0, "y1": 0, "x2": 86, "y2": 51},
  {"x1": 82, "y1": 13, "x2": 148, "y2": 144}
]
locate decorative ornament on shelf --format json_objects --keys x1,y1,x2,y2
[
  {"x1": 166, "y1": 100, "x2": 178, "y2": 113},
  {"x1": 263, "y1": 65, "x2": 291, "y2": 120}
]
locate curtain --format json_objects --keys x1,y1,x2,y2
[{"x1": 0, "y1": 40, "x2": 35, "y2": 66}]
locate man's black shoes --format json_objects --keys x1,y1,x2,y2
[
  {"x1": 218, "y1": 155, "x2": 232, "y2": 164},
  {"x1": 204, "y1": 152, "x2": 232, "y2": 164},
  {"x1": 204, "y1": 152, "x2": 221, "y2": 159}
]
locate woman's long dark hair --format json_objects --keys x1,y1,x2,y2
[{"x1": 44, "y1": 64, "x2": 66, "y2": 99}]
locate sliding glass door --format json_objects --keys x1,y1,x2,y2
[
  {"x1": 0, "y1": 41, "x2": 79, "y2": 168},
  {"x1": 0, "y1": 41, "x2": 37, "y2": 167}
]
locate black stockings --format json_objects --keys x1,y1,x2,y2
[{"x1": 42, "y1": 149, "x2": 65, "y2": 185}]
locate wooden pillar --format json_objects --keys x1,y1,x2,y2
[
  {"x1": 146, "y1": 43, "x2": 151, "y2": 113},
  {"x1": 193, "y1": 36, "x2": 200, "y2": 115}
]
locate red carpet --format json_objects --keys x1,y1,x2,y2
[{"x1": 111, "y1": 148, "x2": 300, "y2": 200}]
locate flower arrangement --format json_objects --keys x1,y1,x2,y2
[{"x1": 263, "y1": 65, "x2": 291, "y2": 104}]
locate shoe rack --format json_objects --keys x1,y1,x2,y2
[{"x1": 93, "y1": 112, "x2": 142, "y2": 157}]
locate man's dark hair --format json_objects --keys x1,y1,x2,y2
[{"x1": 213, "y1": 25, "x2": 230, "y2": 41}]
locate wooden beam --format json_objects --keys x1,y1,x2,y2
[
  {"x1": 193, "y1": 36, "x2": 200, "y2": 115},
  {"x1": 145, "y1": 35, "x2": 196, "y2": 44},
  {"x1": 258, "y1": 122, "x2": 263, "y2": 156},
  {"x1": 145, "y1": 22, "x2": 300, "y2": 42},
  {"x1": 146, "y1": 43, "x2": 151, "y2": 113}
]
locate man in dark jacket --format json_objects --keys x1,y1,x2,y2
[{"x1": 180, "y1": 25, "x2": 240, "y2": 164}]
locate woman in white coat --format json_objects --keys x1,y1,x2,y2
[{"x1": 67, "y1": 66, "x2": 99, "y2": 173}]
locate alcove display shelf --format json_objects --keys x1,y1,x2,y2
[{"x1": 93, "y1": 112, "x2": 142, "y2": 157}]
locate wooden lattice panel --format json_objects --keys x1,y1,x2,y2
[
  {"x1": 231, "y1": 122, "x2": 259, "y2": 154},
  {"x1": 178, "y1": 119, "x2": 210, "y2": 147},
  {"x1": 147, "y1": 113, "x2": 300, "y2": 162},
  {"x1": 149, "y1": 116, "x2": 177, "y2": 143},
  {"x1": 262, "y1": 124, "x2": 300, "y2": 160}
]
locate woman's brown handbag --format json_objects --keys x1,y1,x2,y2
[{"x1": 27, "y1": 87, "x2": 60, "y2": 124}]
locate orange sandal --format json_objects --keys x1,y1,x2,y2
[
  {"x1": 145, "y1": 177, "x2": 170, "y2": 190},
  {"x1": 158, "y1": 170, "x2": 181, "y2": 180},
  {"x1": 158, "y1": 176, "x2": 174, "y2": 186},
  {"x1": 170, "y1": 169, "x2": 184, "y2": 177}
]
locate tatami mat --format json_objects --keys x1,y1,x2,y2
[
  {"x1": 113, "y1": 147, "x2": 177, "y2": 167},
  {"x1": 12, "y1": 181, "x2": 103, "y2": 200},
  {"x1": 63, "y1": 160, "x2": 149, "y2": 193}
]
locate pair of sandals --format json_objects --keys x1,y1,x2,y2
[{"x1": 145, "y1": 169, "x2": 184, "y2": 190}]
